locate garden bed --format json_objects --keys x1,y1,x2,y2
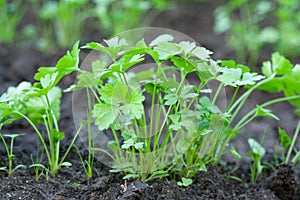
[{"x1": 1, "y1": 1, "x2": 300, "y2": 200}]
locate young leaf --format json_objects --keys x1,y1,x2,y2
[
  {"x1": 164, "y1": 92, "x2": 177, "y2": 106},
  {"x1": 217, "y1": 68, "x2": 242, "y2": 86},
  {"x1": 83, "y1": 37, "x2": 127, "y2": 59},
  {"x1": 278, "y1": 128, "x2": 291, "y2": 148},
  {"x1": 154, "y1": 42, "x2": 181, "y2": 60},
  {"x1": 255, "y1": 106, "x2": 279, "y2": 120},
  {"x1": 123, "y1": 173, "x2": 140, "y2": 180},
  {"x1": 248, "y1": 138, "x2": 266, "y2": 157},
  {"x1": 178, "y1": 41, "x2": 196, "y2": 56},
  {"x1": 189, "y1": 46, "x2": 212, "y2": 60},
  {"x1": 177, "y1": 177, "x2": 193, "y2": 187},
  {"x1": 235, "y1": 72, "x2": 264, "y2": 86},
  {"x1": 122, "y1": 90, "x2": 145, "y2": 119},
  {"x1": 221, "y1": 60, "x2": 250, "y2": 73},
  {"x1": 51, "y1": 129, "x2": 65, "y2": 142},
  {"x1": 149, "y1": 34, "x2": 174, "y2": 47},
  {"x1": 262, "y1": 52, "x2": 292, "y2": 77},
  {"x1": 93, "y1": 103, "x2": 120, "y2": 130}
]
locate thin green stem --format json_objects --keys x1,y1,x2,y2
[
  {"x1": 285, "y1": 119, "x2": 300, "y2": 163},
  {"x1": 227, "y1": 86, "x2": 240, "y2": 111},
  {"x1": 13, "y1": 111, "x2": 51, "y2": 165},
  {"x1": 59, "y1": 124, "x2": 83, "y2": 167},
  {"x1": 212, "y1": 83, "x2": 223, "y2": 105},
  {"x1": 228, "y1": 74, "x2": 275, "y2": 123},
  {"x1": 233, "y1": 95, "x2": 300, "y2": 130}
]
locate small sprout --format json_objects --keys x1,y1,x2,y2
[{"x1": 177, "y1": 178, "x2": 193, "y2": 187}]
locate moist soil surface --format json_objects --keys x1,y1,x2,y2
[{"x1": 1, "y1": 1, "x2": 300, "y2": 200}]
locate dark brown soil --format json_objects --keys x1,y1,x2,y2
[{"x1": 1, "y1": 1, "x2": 300, "y2": 200}]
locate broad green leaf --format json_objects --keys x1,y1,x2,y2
[
  {"x1": 121, "y1": 139, "x2": 134, "y2": 149},
  {"x1": 99, "y1": 82, "x2": 128, "y2": 105},
  {"x1": 292, "y1": 64, "x2": 300, "y2": 79},
  {"x1": 281, "y1": 76, "x2": 300, "y2": 107},
  {"x1": 122, "y1": 90, "x2": 145, "y2": 119},
  {"x1": 104, "y1": 37, "x2": 127, "y2": 48},
  {"x1": 109, "y1": 53, "x2": 144, "y2": 72},
  {"x1": 217, "y1": 68, "x2": 242, "y2": 86},
  {"x1": 262, "y1": 52, "x2": 292, "y2": 77},
  {"x1": 154, "y1": 42, "x2": 181, "y2": 60},
  {"x1": 221, "y1": 60, "x2": 250, "y2": 73},
  {"x1": 271, "y1": 52, "x2": 292, "y2": 75},
  {"x1": 235, "y1": 72, "x2": 264, "y2": 86},
  {"x1": 196, "y1": 61, "x2": 219, "y2": 82},
  {"x1": 83, "y1": 37, "x2": 127, "y2": 59},
  {"x1": 178, "y1": 41, "x2": 196, "y2": 56},
  {"x1": 34, "y1": 41, "x2": 80, "y2": 88},
  {"x1": 171, "y1": 56, "x2": 195, "y2": 74},
  {"x1": 261, "y1": 61, "x2": 272, "y2": 77},
  {"x1": 51, "y1": 129, "x2": 64, "y2": 142},
  {"x1": 134, "y1": 142, "x2": 144, "y2": 149},
  {"x1": 121, "y1": 131, "x2": 133, "y2": 141},
  {"x1": 56, "y1": 41, "x2": 80, "y2": 74},
  {"x1": 93, "y1": 103, "x2": 120, "y2": 130},
  {"x1": 255, "y1": 106, "x2": 279, "y2": 120},
  {"x1": 256, "y1": 78, "x2": 283, "y2": 92},
  {"x1": 278, "y1": 128, "x2": 291, "y2": 148},
  {"x1": 169, "y1": 114, "x2": 181, "y2": 131},
  {"x1": 74, "y1": 71, "x2": 98, "y2": 89},
  {"x1": 180, "y1": 85, "x2": 198, "y2": 99},
  {"x1": 190, "y1": 46, "x2": 212, "y2": 60},
  {"x1": 26, "y1": 87, "x2": 62, "y2": 124},
  {"x1": 149, "y1": 34, "x2": 174, "y2": 47},
  {"x1": 164, "y1": 92, "x2": 177, "y2": 106}
]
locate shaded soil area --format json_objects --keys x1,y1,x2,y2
[
  {"x1": 1, "y1": 1, "x2": 300, "y2": 200},
  {"x1": 0, "y1": 151, "x2": 299, "y2": 200}
]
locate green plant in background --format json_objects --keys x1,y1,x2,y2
[
  {"x1": 93, "y1": 0, "x2": 171, "y2": 36},
  {"x1": 65, "y1": 34, "x2": 300, "y2": 183},
  {"x1": 274, "y1": 124, "x2": 300, "y2": 165},
  {"x1": 247, "y1": 138, "x2": 266, "y2": 183},
  {"x1": 269, "y1": 0, "x2": 300, "y2": 58},
  {"x1": 0, "y1": 42, "x2": 82, "y2": 176},
  {"x1": 0, "y1": 0, "x2": 26, "y2": 45},
  {"x1": 214, "y1": 0, "x2": 274, "y2": 66},
  {"x1": 0, "y1": 132, "x2": 26, "y2": 176},
  {"x1": 29, "y1": 0, "x2": 91, "y2": 49},
  {"x1": 214, "y1": 0, "x2": 300, "y2": 66}
]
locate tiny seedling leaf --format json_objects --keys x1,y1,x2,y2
[
  {"x1": 248, "y1": 138, "x2": 266, "y2": 157},
  {"x1": 123, "y1": 173, "x2": 140, "y2": 180},
  {"x1": 177, "y1": 177, "x2": 193, "y2": 187},
  {"x1": 61, "y1": 162, "x2": 72, "y2": 167},
  {"x1": 278, "y1": 128, "x2": 291, "y2": 148}
]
